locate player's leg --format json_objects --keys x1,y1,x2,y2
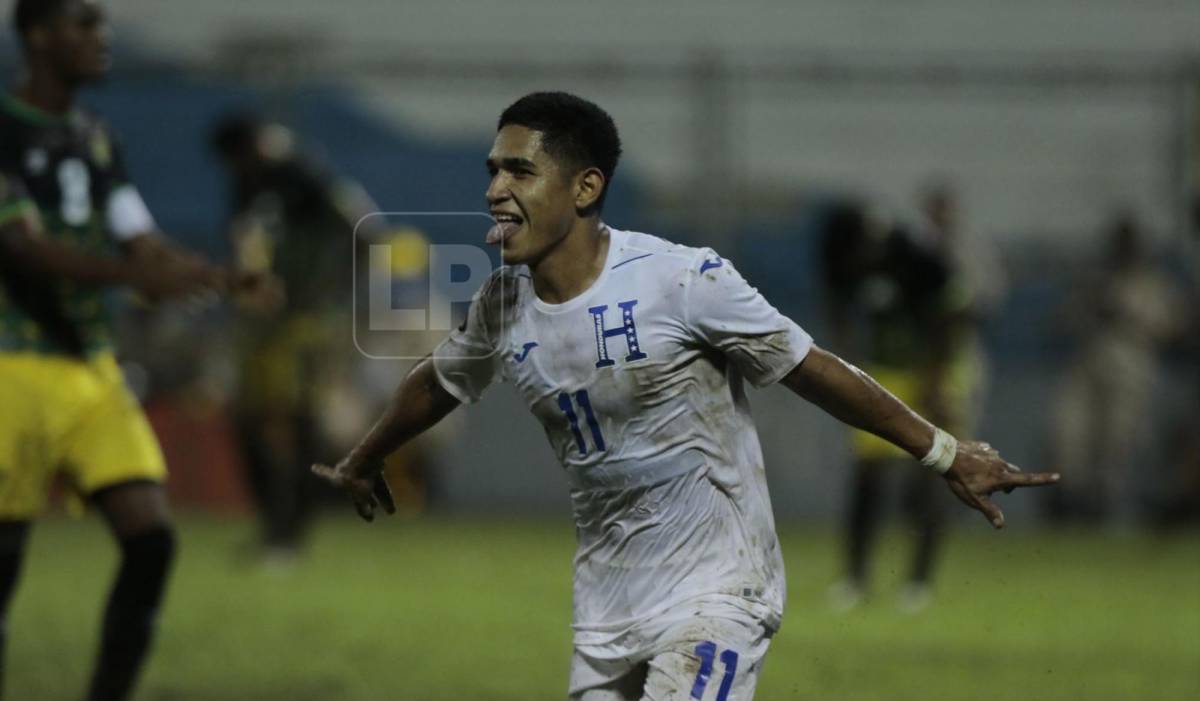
[
  {"x1": 835, "y1": 367, "x2": 917, "y2": 608},
  {"x1": 846, "y1": 457, "x2": 885, "y2": 587},
  {"x1": 85, "y1": 481, "x2": 176, "y2": 701},
  {"x1": 901, "y1": 358, "x2": 975, "y2": 611},
  {"x1": 829, "y1": 456, "x2": 884, "y2": 610},
  {"x1": 285, "y1": 319, "x2": 345, "y2": 549},
  {"x1": 288, "y1": 408, "x2": 322, "y2": 546},
  {"x1": 58, "y1": 354, "x2": 173, "y2": 701},
  {"x1": 0, "y1": 354, "x2": 65, "y2": 700},
  {"x1": 900, "y1": 466, "x2": 946, "y2": 612},
  {"x1": 234, "y1": 411, "x2": 275, "y2": 541},
  {"x1": 0, "y1": 521, "x2": 31, "y2": 699},
  {"x1": 640, "y1": 616, "x2": 771, "y2": 701},
  {"x1": 258, "y1": 411, "x2": 302, "y2": 549},
  {"x1": 236, "y1": 326, "x2": 314, "y2": 559}
]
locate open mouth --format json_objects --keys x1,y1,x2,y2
[{"x1": 486, "y1": 212, "x2": 524, "y2": 245}]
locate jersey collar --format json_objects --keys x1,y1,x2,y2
[{"x1": 1, "y1": 94, "x2": 76, "y2": 126}]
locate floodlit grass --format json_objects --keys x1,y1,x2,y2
[{"x1": 6, "y1": 515, "x2": 1198, "y2": 700}]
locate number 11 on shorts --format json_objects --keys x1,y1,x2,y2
[{"x1": 690, "y1": 641, "x2": 738, "y2": 700}]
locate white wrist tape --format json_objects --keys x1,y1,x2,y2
[{"x1": 921, "y1": 427, "x2": 957, "y2": 474}]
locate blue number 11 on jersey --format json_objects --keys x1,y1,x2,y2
[{"x1": 557, "y1": 390, "x2": 606, "y2": 456}]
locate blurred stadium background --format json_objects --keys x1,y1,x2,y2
[{"x1": 2, "y1": 1, "x2": 1198, "y2": 699}]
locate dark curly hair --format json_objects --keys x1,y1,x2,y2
[{"x1": 498, "y1": 92, "x2": 622, "y2": 213}]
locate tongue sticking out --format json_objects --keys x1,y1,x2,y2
[{"x1": 486, "y1": 221, "x2": 520, "y2": 245}]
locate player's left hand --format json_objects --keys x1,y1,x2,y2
[
  {"x1": 942, "y1": 440, "x2": 1060, "y2": 529},
  {"x1": 311, "y1": 459, "x2": 397, "y2": 523}
]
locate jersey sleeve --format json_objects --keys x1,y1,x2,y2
[
  {"x1": 684, "y1": 248, "x2": 813, "y2": 387},
  {"x1": 105, "y1": 184, "x2": 157, "y2": 241},
  {"x1": 98, "y1": 132, "x2": 157, "y2": 241},
  {"x1": 431, "y1": 271, "x2": 506, "y2": 404}
]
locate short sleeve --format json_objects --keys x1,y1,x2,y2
[
  {"x1": 431, "y1": 271, "x2": 506, "y2": 403},
  {"x1": 94, "y1": 128, "x2": 156, "y2": 241},
  {"x1": 684, "y1": 248, "x2": 813, "y2": 387},
  {"x1": 105, "y1": 184, "x2": 157, "y2": 241}
]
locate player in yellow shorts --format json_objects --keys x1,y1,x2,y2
[
  {"x1": 820, "y1": 190, "x2": 996, "y2": 613},
  {"x1": 210, "y1": 113, "x2": 387, "y2": 562},
  {"x1": 0, "y1": 352, "x2": 166, "y2": 518},
  {"x1": 0, "y1": 2, "x2": 247, "y2": 699}
]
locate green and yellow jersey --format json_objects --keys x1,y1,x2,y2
[
  {"x1": 823, "y1": 223, "x2": 984, "y2": 459},
  {"x1": 0, "y1": 94, "x2": 135, "y2": 357},
  {"x1": 0, "y1": 95, "x2": 168, "y2": 512}
]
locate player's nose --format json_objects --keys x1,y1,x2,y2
[{"x1": 485, "y1": 174, "x2": 510, "y2": 205}]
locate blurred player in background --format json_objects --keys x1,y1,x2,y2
[
  {"x1": 210, "y1": 113, "x2": 392, "y2": 563},
  {"x1": 1048, "y1": 212, "x2": 1186, "y2": 524},
  {"x1": 823, "y1": 185, "x2": 1002, "y2": 613},
  {"x1": 312, "y1": 92, "x2": 1058, "y2": 700},
  {"x1": 0, "y1": 1, "x2": 248, "y2": 698}
]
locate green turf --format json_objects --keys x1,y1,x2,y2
[{"x1": 6, "y1": 515, "x2": 1198, "y2": 700}]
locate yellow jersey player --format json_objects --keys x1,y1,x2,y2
[
  {"x1": 0, "y1": 1, "x2": 235, "y2": 699},
  {"x1": 821, "y1": 197, "x2": 988, "y2": 613}
]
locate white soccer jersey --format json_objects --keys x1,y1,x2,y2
[{"x1": 433, "y1": 226, "x2": 812, "y2": 654}]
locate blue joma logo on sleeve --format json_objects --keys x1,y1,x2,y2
[{"x1": 700, "y1": 257, "x2": 723, "y2": 274}]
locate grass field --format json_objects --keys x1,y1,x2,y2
[{"x1": 6, "y1": 514, "x2": 1198, "y2": 700}]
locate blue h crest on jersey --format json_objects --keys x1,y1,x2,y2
[{"x1": 588, "y1": 299, "x2": 648, "y2": 368}]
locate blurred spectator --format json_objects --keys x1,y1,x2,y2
[
  {"x1": 823, "y1": 183, "x2": 1000, "y2": 612},
  {"x1": 210, "y1": 113, "x2": 383, "y2": 564},
  {"x1": 1047, "y1": 213, "x2": 1188, "y2": 525},
  {"x1": 1148, "y1": 387, "x2": 1200, "y2": 530}
]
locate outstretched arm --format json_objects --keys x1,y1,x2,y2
[
  {"x1": 312, "y1": 355, "x2": 461, "y2": 521},
  {"x1": 781, "y1": 346, "x2": 1059, "y2": 528},
  {"x1": 0, "y1": 215, "x2": 226, "y2": 300}
]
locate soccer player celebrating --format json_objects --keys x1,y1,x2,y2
[
  {"x1": 0, "y1": 1, "x2": 232, "y2": 699},
  {"x1": 314, "y1": 92, "x2": 1059, "y2": 699}
]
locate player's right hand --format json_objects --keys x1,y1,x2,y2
[{"x1": 312, "y1": 459, "x2": 397, "y2": 523}]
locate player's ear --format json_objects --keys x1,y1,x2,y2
[{"x1": 574, "y1": 168, "x2": 605, "y2": 213}]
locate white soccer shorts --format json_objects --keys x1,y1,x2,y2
[{"x1": 569, "y1": 611, "x2": 773, "y2": 701}]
